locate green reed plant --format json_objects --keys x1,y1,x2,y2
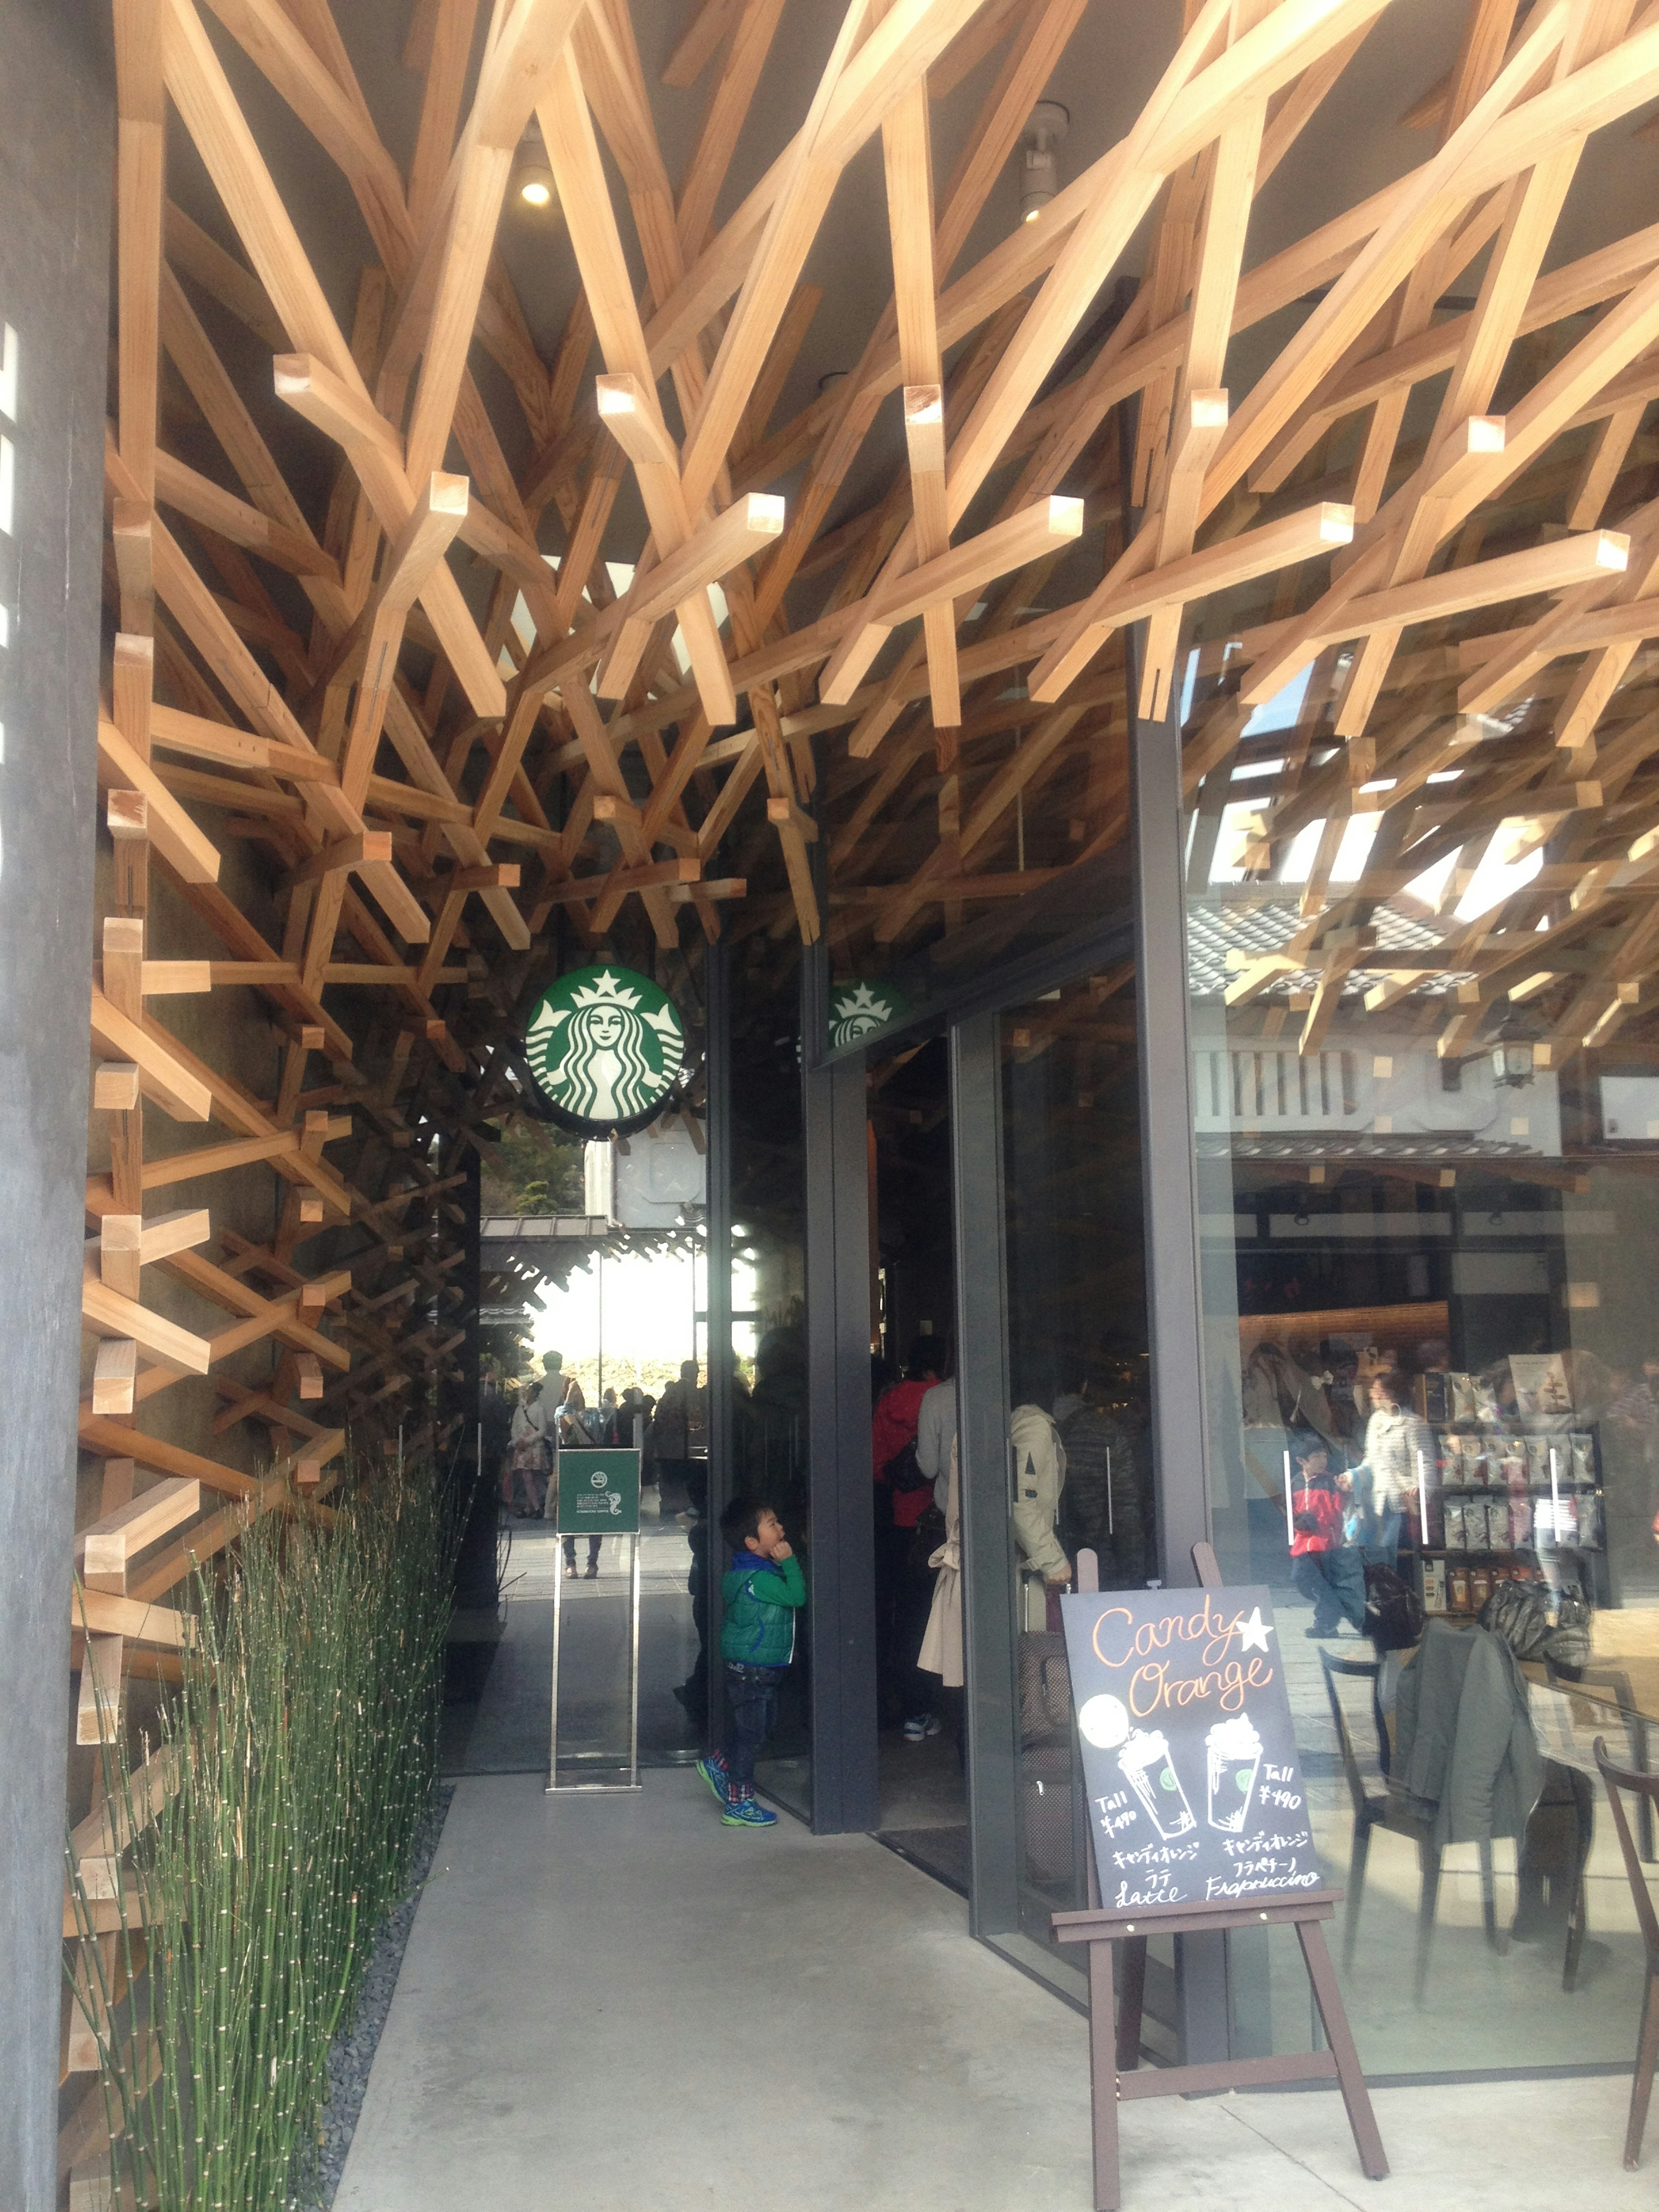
[{"x1": 67, "y1": 1456, "x2": 460, "y2": 2211}]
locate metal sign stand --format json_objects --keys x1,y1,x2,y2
[{"x1": 547, "y1": 1448, "x2": 643, "y2": 1794}]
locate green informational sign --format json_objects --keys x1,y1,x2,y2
[
  {"x1": 524, "y1": 965, "x2": 687, "y2": 1135},
  {"x1": 828, "y1": 978, "x2": 911, "y2": 1051},
  {"x1": 555, "y1": 1449, "x2": 641, "y2": 1536}
]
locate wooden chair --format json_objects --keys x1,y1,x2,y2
[
  {"x1": 1319, "y1": 1648, "x2": 1500, "y2": 2000},
  {"x1": 1548, "y1": 1656, "x2": 1653, "y2": 1862},
  {"x1": 1593, "y1": 1738, "x2": 1659, "y2": 2168},
  {"x1": 1519, "y1": 1758, "x2": 1594, "y2": 1991},
  {"x1": 1510, "y1": 1675, "x2": 1597, "y2": 1991}
]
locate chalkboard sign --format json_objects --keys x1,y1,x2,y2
[{"x1": 1059, "y1": 1585, "x2": 1319, "y2": 1913}]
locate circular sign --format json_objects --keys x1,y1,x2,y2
[
  {"x1": 524, "y1": 965, "x2": 687, "y2": 1135},
  {"x1": 1077, "y1": 1693, "x2": 1130, "y2": 1750},
  {"x1": 827, "y1": 979, "x2": 911, "y2": 1051}
]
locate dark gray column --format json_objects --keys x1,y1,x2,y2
[
  {"x1": 0, "y1": 5, "x2": 114, "y2": 2204},
  {"x1": 703, "y1": 939, "x2": 733, "y2": 1756},
  {"x1": 1126, "y1": 624, "x2": 1211, "y2": 1588},
  {"x1": 703, "y1": 941, "x2": 734, "y2": 1514},
  {"x1": 802, "y1": 936, "x2": 878, "y2": 1834},
  {"x1": 950, "y1": 1012, "x2": 1020, "y2": 1937},
  {"x1": 1125, "y1": 627, "x2": 1229, "y2": 2066}
]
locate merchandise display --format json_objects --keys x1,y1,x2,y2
[
  {"x1": 1228, "y1": 1319, "x2": 1608, "y2": 1625},
  {"x1": 1411, "y1": 1367, "x2": 1606, "y2": 1617}
]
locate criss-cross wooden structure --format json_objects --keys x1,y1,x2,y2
[{"x1": 64, "y1": 0, "x2": 1659, "y2": 2186}]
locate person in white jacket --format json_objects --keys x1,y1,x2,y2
[{"x1": 1357, "y1": 1370, "x2": 1432, "y2": 1570}]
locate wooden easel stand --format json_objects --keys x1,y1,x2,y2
[{"x1": 1052, "y1": 1887, "x2": 1388, "y2": 2209}]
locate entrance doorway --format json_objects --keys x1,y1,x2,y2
[{"x1": 444, "y1": 1240, "x2": 711, "y2": 1779}]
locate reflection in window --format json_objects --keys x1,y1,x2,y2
[{"x1": 1184, "y1": 646, "x2": 1659, "y2": 2072}]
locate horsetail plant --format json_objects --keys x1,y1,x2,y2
[{"x1": 67, "y1": 1455, "x2": 459, "y2": 2211}]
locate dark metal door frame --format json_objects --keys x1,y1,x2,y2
[
  {"x1": 1124, "y1": 614, "x2": 1213, "y2": 1595},
  {"x1": 1122, "y1": 587, "x2": 1229, "y2": 2063},
  {"x1": 802, "y1": 927, "x2": 880, "y2": 1834},
  {"x1": 950, "y1": 1011, "x2": 1020, "y2": 1940},
  {"x1": 703, "y1": 938, "x2": 734, "y2": 1760}
]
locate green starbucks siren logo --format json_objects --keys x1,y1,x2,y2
[
  {"x1": 525, "y1": 966, "x2": 686, "y2": 1134},
  {"x1": 828, "y1": 979, "x2": 910, "y2": 1051}
]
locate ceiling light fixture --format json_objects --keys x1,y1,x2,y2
[
  {"x1": 1019, "y1": 101, "x2": 1069, "y2": 224},
  {"x1": 512, "y1": 122, "x2": 557, "y2": 213}
]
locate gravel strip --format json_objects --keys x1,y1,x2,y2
[{"x1": 292, "y1": 1783, "x2": 456, "y2": 2210}]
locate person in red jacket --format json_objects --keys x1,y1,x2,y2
[
  {"x1": 872, "y1": 1336, "x2": 947, "y2": 1735},
  {"x1": 1289, "y1": 1437, "x2": 1366, "y2": 1640}
]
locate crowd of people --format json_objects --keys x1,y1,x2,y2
[
  {"x1": 473, "y1": 1321, "x2": 1659, "y2": 1849},
  {"x1": 477, "y1": 1328, "x2": 1162, "y2": 1794}
]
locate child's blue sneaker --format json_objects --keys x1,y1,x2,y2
[
  {"x1": 721, "y1": 1792, "x2": 778, "y2": 1829},
  {"x1": 696, "y1": 1755, "x2": 730, "y2": 1806}
]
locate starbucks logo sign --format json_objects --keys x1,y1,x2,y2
[
  {"x1": 828, "y1": 979, "x2": 910, "y2": 1051},
  {"x1": 525, "y1": 966, "x2": 686, "y2": 1135}
]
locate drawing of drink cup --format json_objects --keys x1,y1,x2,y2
[
  {"x1": 1117, "y1": 1729, "x2": 1196, "y2": 1841},
  {"x1": 1205, "y1": 1713, "x2": 1264, "y2": 1833}
]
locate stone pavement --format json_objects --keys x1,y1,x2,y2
[{"x1": 337, "y1": 1770, "x2": 1648, "y2": 2212}]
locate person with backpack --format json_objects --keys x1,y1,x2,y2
[
  {"x1": 1288, "y1": 1437, "x2": 1365, "y2": 1639},
  {"x1": 1053, "y1": 1364, "x2": 1148, "y2": 1587},
  {"x1": 871, "y1": 1336, "x2": 947, "y2": 1738}
]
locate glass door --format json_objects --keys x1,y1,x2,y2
[{"x1": 953, "y1": 965, "x2": 1154, "y2": 1990}]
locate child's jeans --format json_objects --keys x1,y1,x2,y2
[
  {"x1": 723, "y1": 1660, "x2": 786, "y2": 1789},
  {"x1": 1290, "y1": 1546, "x2": 1365, "y2": 1633}
]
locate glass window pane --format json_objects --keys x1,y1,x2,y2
[{"x1": 1185, "y1": 663, "x2": 1659, "y2": 2072}]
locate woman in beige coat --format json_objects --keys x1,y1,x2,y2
[{"x1": 918, "y1": 1440, "x2": 963, "y2": 1690}]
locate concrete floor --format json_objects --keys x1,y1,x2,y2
[{"x1": 337, "y1": 1770, "x2": 1654, "y2": 2212}]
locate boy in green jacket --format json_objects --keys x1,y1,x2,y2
[{"x1": 697, "y1": 1497, "x2": 807, "y2": 1829}]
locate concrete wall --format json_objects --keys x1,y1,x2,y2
[{"x1": 0, "y1": 3, "x2": 114, "y2": 2204}]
